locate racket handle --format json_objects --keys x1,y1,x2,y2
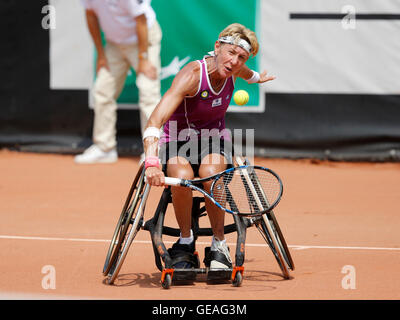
[
  {"x1": 144, "y1": 176, "x2": 184, "y2": 186},
  {"x1": 164, "y1": 177, "x2": 183, "y2": 186}
]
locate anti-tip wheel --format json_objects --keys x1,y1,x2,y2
[
  {"x1": 232, "y1": 271, "x2": 243, "y2": 287},
  {"x1": 162, "y1": 273, "x2": 172, "y2": 289}
]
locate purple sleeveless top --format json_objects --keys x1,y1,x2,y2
[{"x1": 160, "y1": 57, "x2": 235, "y2": 145}]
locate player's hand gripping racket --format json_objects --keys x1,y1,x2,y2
[{"x1": 147, "y1": 165, "x2": 283, "y2": 217}]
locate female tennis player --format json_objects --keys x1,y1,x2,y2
[{"x1": 143, "y1": 23, "x2": 275, "y2": 270}]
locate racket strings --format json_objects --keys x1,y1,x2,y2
[{"x1": 212, "y1": 168, "x2": 281, "y2": 215}]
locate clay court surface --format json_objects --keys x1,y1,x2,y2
[{"x1": 1, "y1": 149, "x2": 399, "y2": 300}]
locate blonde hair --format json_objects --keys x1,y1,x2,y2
[{"x1": 218, "y1": 23, "x2": 259, "y2": 57}]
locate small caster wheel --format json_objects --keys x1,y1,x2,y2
[
  {"x1": 232, "y1": 271, "x2": 243, "y2": 287},
  {"x1": 162, "y1": 273, "x2": 172, "y2": 289}
]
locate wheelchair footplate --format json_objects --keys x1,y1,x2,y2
[
  {"x1": 206, "y1": 268, "x2": 233, "y2": 282},
  {"x1": 170, "y1": 268, "x2": 204, "y2": 282},
  {"x1": 208, "y1": 266, "x2": 244, "y2": 285},
  {"x1": 160, "y1": 267, "x2": 203, "y2": 288},
  {"x1": 161, "y1": 266, "x2": 244, "y2": 288}
]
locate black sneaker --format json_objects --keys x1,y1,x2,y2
[{"x1": 167, "y1": 240, "x2": 198, "y2": 269}]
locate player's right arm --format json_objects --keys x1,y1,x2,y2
[
  {"x1": 85, "y1": 9, "x2": 108, "y2": 72},
  {"x1": 143, "y1": 61, "x2": 200, "y2": 186}
]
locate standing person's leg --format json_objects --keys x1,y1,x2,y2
[
  {"x1": 75, "y1": 43, "x2": 130, "y2": 163},
  {"x1": 93, "y1": 43, "x2": 130, "y2": 152},
  {"x1": 138, "y1": 21, "x2": 162, "y2": 135},
  {"x1": 126, "y1": 21, "x2": 162, "y2": 136}
]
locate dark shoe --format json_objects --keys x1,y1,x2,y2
[{"x1": 168, "y1": 240, "x2": 198, "y2": 269}]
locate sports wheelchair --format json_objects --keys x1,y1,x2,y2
[{"x1": 102, "y1": 157, "x2": 294, "y2": 289}]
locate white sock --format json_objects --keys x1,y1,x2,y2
[
  {"x1": 211, "y1": 236, "x2": 226, "y2": 251},
  {"x1": 179, "y1": 229, "x2": 193, "y2": 245}
]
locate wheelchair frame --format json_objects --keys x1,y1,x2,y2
[{"x1": 102, "y1": 158, "x2": 294, "y2": 289}]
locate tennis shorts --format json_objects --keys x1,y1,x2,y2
[{"x1": 159, "y1": 137, "x2": 233, "y2": 177}]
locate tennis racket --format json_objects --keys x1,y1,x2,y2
[{"x1": 147, "y1": 165, "x2": 283, "y2": 217}]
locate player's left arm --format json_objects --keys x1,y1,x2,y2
[{"x1": 235, "y1": 64, "x2": 276, "y2": 83}]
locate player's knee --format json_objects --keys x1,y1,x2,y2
[
  {"x1": 198, "y1": 162, "x2": 226, "y2": 179},
  {"x1": 167, "y1": 165, "x2": 194, "y2": 180}
]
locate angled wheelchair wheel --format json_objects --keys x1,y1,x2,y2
[
  {"x1": 235, "y1": 156, "x2": 294, "y2": 278},
  {"x1": 103, "y1": 163, "x2": 149, "y2": 284},
  {"x1": 256, "y1": 212, "x2": 294, "y2": 279},
  {"x1": 267, "y1": 211, "x2": 295, "y2": 271},
  {"x1": 106, "y1": 178, "x2": 150, "y2": 285}
]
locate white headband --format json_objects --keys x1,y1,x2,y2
[{"x1": 218, "y1": 36, "x2": 252, "y2": 53}]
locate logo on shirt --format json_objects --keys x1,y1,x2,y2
[
  {"x1": 212, "y1": 98, "x2": 222, "y2": 107},
  {"x1": 200, "y1": 90, "x2": 209, "y2": 100}
]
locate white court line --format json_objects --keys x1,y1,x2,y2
[
  {"x1": 289, "y1": 245, "x2": 400, "y2": 251},
  {"x1": 0, "y1": 234, "x2": 399, "y2": 251}
]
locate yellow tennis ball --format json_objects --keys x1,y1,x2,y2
[{"x1": 233, "y1": 90, "x2": 249, "y2": 106}]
